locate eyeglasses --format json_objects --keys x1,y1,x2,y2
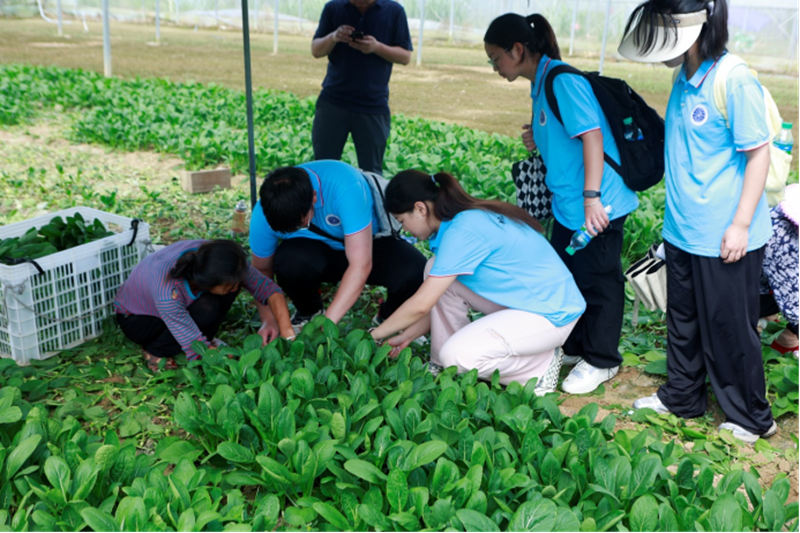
[{"x1": 487, "y1": 46, "x2": 513, "y2": 68}]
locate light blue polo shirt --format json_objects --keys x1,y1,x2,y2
[
  {"x1": 250, "y1": 160, "x2": 380, "y2": 258},
  {"x1": 428, "y1": 210, "x2": 586, "y2": 327},
  {"x1": 531, "y1": 55, "x2": 639, "y2": 231},
  {"x1": 663, "y1": 54, "x2": 772, "y2": 257}
]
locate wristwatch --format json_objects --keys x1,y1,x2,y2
[{"x1": 583, "y1": 190, "x2": 601, "y2": 198}]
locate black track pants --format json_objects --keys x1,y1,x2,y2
[
  {"x1": 657, "y1": 242, "x2": 773, "y2": 434},
  {"x1": 273, "y1": 237, "x2": 426, "y2": 320}
]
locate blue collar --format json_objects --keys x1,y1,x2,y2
[
  {"x1": 428, "y1": 219, "x2": 452, "y2": 254},
  {"x1": 531, "y1": 54, "x2": 553, "y2": 99},
  {"x1": 681, "y1": 53, "x2": 724, "y2": 88},
  {"x1": 183, "y1": 279, "x2": 201, "y2": 300},
  {"x1": 304, "y1": 168, "x2": 324, "y2": 209},
  {"x1": 344, "y1": 0, "x2": 385, "y2": 13}
]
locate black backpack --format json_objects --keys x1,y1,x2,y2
[{"x1": 544, "y1": 64, "x2": 665, "y2": 192}]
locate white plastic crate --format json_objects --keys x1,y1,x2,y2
[{"x1": 0, "y1": 207, "x2": 150, "y2": 365}]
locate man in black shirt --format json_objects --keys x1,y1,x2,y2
[{"x1": 311, "y1": 0, "x2": 413, "y2": 174}]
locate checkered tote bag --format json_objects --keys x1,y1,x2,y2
[{"x1": 512, "y1": 153, "x2": 552, "y2": 220}]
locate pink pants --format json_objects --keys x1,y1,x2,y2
[{"x1": 426, "y1": 259, "x2": 578, "y2": 386}]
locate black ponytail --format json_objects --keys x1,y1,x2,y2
[
  {"x1": 385, "y1": 170, "x2": 544, "y2": 234},
  {"x1": 169, "y1": 240, "x2": 249, "y2": 290},
  {"x1": 484, "y1": 13, "x2": 561, "y2": 60},
  {"x1": 622, "y1": 0, "x2": 728, "y2": 61}
]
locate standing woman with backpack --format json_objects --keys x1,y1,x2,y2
[
  {"x1": 619, "y1": 0, "x2": 777, "y2": 443},
  {"x1": 483, "y1": 14, "x2": 639, "y2": 394}
]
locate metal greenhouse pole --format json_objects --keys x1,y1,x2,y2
[
  {"x1": 598, "y1": 0, "x2": 612, "y2": 74},
  {"x1": 156, "y1": 0, "x2": 161, "y2": 42},
  {"x1": 57, "y1": 0, "x2": 63, "y2": 36},
  {"x1": 103, "y1": 0, "x2": 112, "y2": 77},
  {"x1": 416, "y1": 0, "x2": 425, "y2": 66},
  {"x1": 273, "y1": 0, "x2": 279, "y2": 54},
  {"x1": 241, "y1": 0, "x2": 258, "y2": 207},
  {"x1": 568, "y1": 0, "x2": 578, "y2": 56}
]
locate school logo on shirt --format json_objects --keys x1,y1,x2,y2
[
  {"x1": 325, "y1": 214, "x2": 341, "y2": 226},
  {"x1": 539, "y1": 109, "x2": 547, "y2": 126},
  {"x1": 691, "y1": 104, "x2": 709, "y2": 126}
]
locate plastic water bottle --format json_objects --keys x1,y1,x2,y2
[
  {"x1": 623, "y1": 117, "x2": 643, "y2": 141},
  {"x1": 775, "y1": 122, "x2": 793, "y2": 154},
  {"x1": 566, "y1": 205, "x2": 614, "y2": 256}
]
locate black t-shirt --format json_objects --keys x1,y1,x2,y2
[{"x1": 314, "y1": 0, "x2": 412, "y2": 114}]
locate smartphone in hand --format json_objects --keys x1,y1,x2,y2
[{"x1": 350, "y1": 31, "x2": 365, "y2": 40}]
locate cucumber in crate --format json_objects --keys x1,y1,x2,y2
[{"x1": 0, "y1": 207, "x2": 150, "y2": 365}]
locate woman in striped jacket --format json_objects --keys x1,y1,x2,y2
[{"x1": 115, "y1": 239, "x2": 294, "y2": 371}]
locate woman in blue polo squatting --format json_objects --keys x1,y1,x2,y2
[
  {"x1": 619, "y1": 0, "x2": 777, "y2": 444},
  {"x1": 483, "y1": 13, "x2": 639, "y2": 394}
]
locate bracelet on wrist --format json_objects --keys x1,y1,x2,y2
[{"x1": 584, "y1": 200, "x2": 601, "y2": 208}]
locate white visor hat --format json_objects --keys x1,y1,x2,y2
[{"x1": 618, "y1": 10, "x2": 707, "y2": 63}]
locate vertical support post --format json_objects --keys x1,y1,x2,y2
[
  {"x1": 273, "y1": 0, "x2": 279, "y2": 54},
  {"x1": 598, "y1": 0, "x2": 611, "y2": 75},
  {"x1": 568, "y1": 0, "x2": 578, "y2": 56},
  {"x1": 241, "y1": 0, "x2": 258, "y2": 208},
  {"x1": 155, "y1": 0, "x2": 161, "y2": 41},
  {"x1": 416, "y1": 0, "x2": 424, "y2": 66},
  {"x1": 57, "y1": 0, "x2": 63, "y2": 36},
  {"x1": 103, "y1": 0, "x2": 111, "y2": 77},
  {"x1": 448, "y1": 0, "x2": 454, "y2": 41}
]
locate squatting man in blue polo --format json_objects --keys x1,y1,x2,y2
[{"x1": 249, "y1": 160, "x2": 427, "y2": 336}]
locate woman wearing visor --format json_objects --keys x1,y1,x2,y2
[{"x1": 619, "y1": 0, "x2": 776, "y2": 443}]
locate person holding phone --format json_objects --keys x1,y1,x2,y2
[{"x1": 311, "y1": 0, "x2": 413, "y2": 174}]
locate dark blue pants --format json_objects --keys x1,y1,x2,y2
[
  {"x1": 658, "y1": 242, "x2": 773, "y2": 434},
  {"x1": 312, "y1": 97, "x2": 391, "y2": 174}
]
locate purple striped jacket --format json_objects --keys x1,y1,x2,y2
[{"x1": 115, "y1": 240, "x2": 282, "y2": 360}]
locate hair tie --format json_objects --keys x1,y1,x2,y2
[
  {"x1": 706, "y1": 1, "x2": 715, "y2": 17},
  {"x1": 431, "y1": 174, "x2": 438, "y2": 185}
]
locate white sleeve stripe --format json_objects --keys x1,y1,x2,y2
[{"x1": 570, "y1": 126, "x2": 601, "y2": 139}]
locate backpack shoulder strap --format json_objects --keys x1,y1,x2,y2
[
  {"x1": 543, "y1": 64, "x2": 623, "y2": 177},
  {"x1": 307, "y1": 223, "x2": 344, "y2": 243},
  {"x1": 712, "y1": 53, "x2": 748, "y2": 126},
  {"x1": 543, "y1": 63, "x2": 584, "y2": 126}
]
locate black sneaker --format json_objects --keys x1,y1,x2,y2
[{"x1": 291, "y1": 310, "x2": 323, "y2": 334}]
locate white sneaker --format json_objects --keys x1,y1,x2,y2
[
  {"x1": 561, "y1": 354, "x2": 583, "y2": 366},
  {"x1": 534, "y1": 347, "x2": 563, "y2": 396},
  {"x1": 561, "y1": 360, "x2": 618, "y2": 394},
  {"x1": 719, "y1": 421, "x2": 778, "y2": 445},
  {"x1": 632, "y1": 393, "x2": 672, "y2": 414},
  {"x1": 291, "y1": 310, "x2": 323, "y2": 334}
]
